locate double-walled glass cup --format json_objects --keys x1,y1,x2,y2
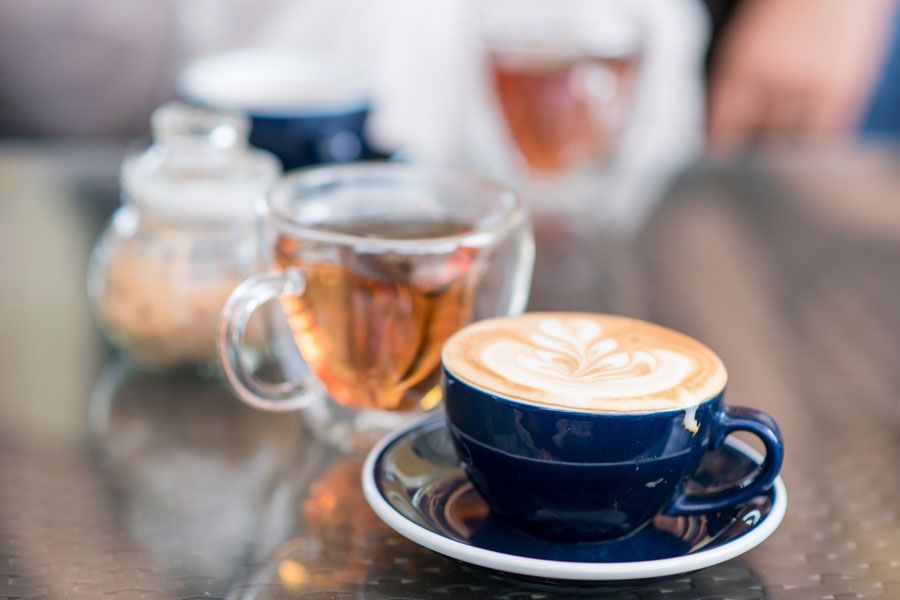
[
  {"x1": 219, "y1": 163, "x2": 534, "y2": 450},
  {"x1": 473, "y1": 0, "x2": 644, "y2": 180}
]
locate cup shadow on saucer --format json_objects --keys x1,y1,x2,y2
[{"x1": 403, "y1": 422, "x2": 772, "y2": 563}]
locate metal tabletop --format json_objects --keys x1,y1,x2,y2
[{"x1": 2, "y1": 142, "x2": 900, "y2": 599}]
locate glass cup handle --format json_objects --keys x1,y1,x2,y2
[
  {"x1": 217, "y1": 268, "x2": 316, "y2": 412},
  {"x1": 666, "y1": 405, "x2": 784, "y2": 515}
]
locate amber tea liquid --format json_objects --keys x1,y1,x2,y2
[
  {"x1": 491, "y1": 48, "x2": 637, "y2": 175},
  {"x1": 275, "y1": 221, "x2": 478, "y2": 412}
]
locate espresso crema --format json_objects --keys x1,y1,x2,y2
[{"x1": 442, "y1": 313, "x2": 727, "y2": 412}]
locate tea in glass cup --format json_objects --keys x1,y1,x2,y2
[
  {"x1": 219, "y1": 163, "x2": 534, "y2": 450},
  {"x1": 274, "y1": 221, "x2": 478, "y2": 413},
  {"x1": 476, "y1": 0, "x2": 643, "y2": 179}
]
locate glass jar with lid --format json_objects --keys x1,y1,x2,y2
[{"x1": 88, "y1": 102, "x2": 281, "y2": 369}]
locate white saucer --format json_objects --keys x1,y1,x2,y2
[{"x1": 362, "y1": 414, "x2": 787, "y2": 582}]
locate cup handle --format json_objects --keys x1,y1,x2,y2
[
  {"x1": 666, "y1": 406, "x2": 784, "y2": 515},
  {"x1": 217, "y1": 268, "x2": 316, "y2": 412}
]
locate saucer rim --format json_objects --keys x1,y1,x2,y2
[{"x1": 362, "y1": 413, "x2": 788, "y2": 581}]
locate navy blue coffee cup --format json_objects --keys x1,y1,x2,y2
[
  {"x1": 442, "y1": 321, "x2": 783, "y2": 542},
  {"x1": 179, "y1": 48, "x2": 374, "y2": 170}
]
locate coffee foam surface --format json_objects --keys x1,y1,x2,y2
[{"x1": 442, "y1": 313, "x2": 727, "y2": 413}]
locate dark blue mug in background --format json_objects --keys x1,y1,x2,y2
[
  {"x1": 441, "y1": 313, "x2": 784, "y2": 542},
  {"x1": 178, "y1": 48, "x2": 375, "y2": 170}
]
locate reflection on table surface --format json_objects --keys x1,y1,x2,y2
[{"x1": 1, "y1": 143, "x2": 900, "y2": 598}]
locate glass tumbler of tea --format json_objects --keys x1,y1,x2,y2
[
  {"x1": 475, "y1": 0, "x2": 643, "y2": 179},
  {"x1": 218, "y1": 163, "x2": 534, "y2": 451}
]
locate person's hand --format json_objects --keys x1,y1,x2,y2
[{"x1": 708, "y1": 0, "x2": 897, "y2": 151}]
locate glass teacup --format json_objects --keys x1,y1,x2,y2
[
  {"x1": 473, "y1": 0, "x2": 644, "y2": 181},
  {"x1": 219, "y1": 163, "x2": 534, "y2": 450}
]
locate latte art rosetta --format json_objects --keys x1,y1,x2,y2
[
  {"x1": 520, "y1": 319, "x2": 662, "y2": 383},
  {"x1": 483, "y1": 318, "x2": 696, "y2": 404},
  {"x1": 442, "y1": 313, "x2": 727, "y2": 412}
]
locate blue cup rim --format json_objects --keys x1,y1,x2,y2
[{"x1": 240, "y1": 105, "x2": 371, "y2": 119}]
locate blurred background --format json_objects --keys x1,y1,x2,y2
[
  {"x1": 2, "y1": 0, "x2": 898, "y2": 228},
  {"x1": 2, "y1": 0, "x2": 897, "y2": 145},
  {"x1": 1, "y1": 2, "x2": 900, "y2": 597}
]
